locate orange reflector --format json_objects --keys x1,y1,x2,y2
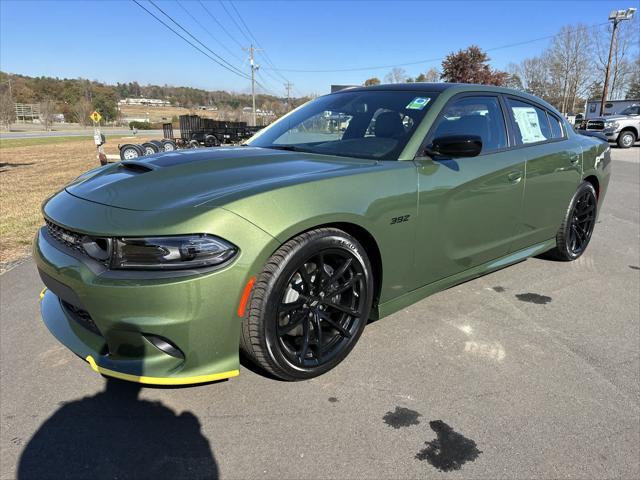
[{"x1": 237, "y1": 276, "x2": 256, "y2": 317}]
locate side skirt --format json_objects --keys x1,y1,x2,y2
[{"x1": 374, "y1": 238, "x2": 556, "y2": 319}]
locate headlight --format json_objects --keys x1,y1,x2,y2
[
  {"x1": 604, "y1": 121, "x2": 619, "y2": 129},
  {"x1": 112, "y1": 234, "x2": 237, "y2": 270}
]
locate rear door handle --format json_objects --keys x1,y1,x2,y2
[
  {"x1": 507, "y1": 171, "x2": 522, "y2": 183},
  {"x1": 569, "y1": 155, "x2": 580, "y2": 164}
]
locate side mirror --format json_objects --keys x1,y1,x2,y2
[{"x1": 424, "y1": 135, "x2": 482, "y2": 158}]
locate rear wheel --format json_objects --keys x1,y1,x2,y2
[
  {"x1": 204, "y1": 134, "x2": 220, "y2": 147},
  {"x1": 240, "y1": 228, "x2": 374, "y2": 380},
  {"x1": 545, "y1": 182, "x2": 597, "y2": 261},
  {"x1": 161, "y1": 139, "x2": 177, "y2": 151},
  {"x1": 119, "y1": 144, "x2": 143, "y2": 160},
  {"x1": 188, "y1": 139, "x2": 200, "y2": 148},
  {"x1": 141, "y1": 142, "x2": 159, "y2": 155},
  {"x1": 617, "y1": 130, "x2": 636, "y2": 149}
]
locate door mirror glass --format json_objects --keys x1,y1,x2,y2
[{"x1": 426, "y1": 135, "x2": 483, "y2": 158}]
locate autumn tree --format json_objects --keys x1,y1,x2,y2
[
  {"x1": 364, "y1": 77, "x2": 381, "y2": 86},
  {"x1": 416, "y1": 68, "x2": 440, "y2": 83},
  {"x1": 38, "y1": 98, "x2": 56, "y2": 130},
  {"x1": 441, "y1": 46, "x2": 508, "y2": 86},
  {"x1": 0, "y1": 89, "x2": 15, "y2": 130},
  {"x1": 384, "y1": 68, "x2": 408, "y2": 84},
  {"x1": 73, "y1": 97, "x2": 93, "y2": 126}
]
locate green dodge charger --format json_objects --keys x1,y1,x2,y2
[{"x1": 35, "y1": 84, "x2": 610, "y2": 384}]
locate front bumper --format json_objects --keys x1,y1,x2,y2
[{"x1": 34, "y1": 193, "x2": 278, "y2": 385}]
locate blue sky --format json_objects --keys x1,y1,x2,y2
[{"x1": 0, "y1": 0, "x2": 637, "y2": 97}]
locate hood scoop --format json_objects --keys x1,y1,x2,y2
[{"x1": 119, "y1": 161, "x2": 156, "y2": 174}]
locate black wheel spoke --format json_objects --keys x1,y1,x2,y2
[
  {"x1": 567, "y1": 189, "x2": 597, "y2": 255},
  {"x1": 276, "y1": 247, "x2": 367, "y2": 368},
  {"x1": 279, "y1": 310, "x2": 306, "y2": 334},
  {"x1": 322, "y1": 258, "x2": 352, "y2": 290},
  {"x1": 298, "y1": 316, "x2": 311, "y2": 361},
  {"x1": 326, "y1": 273, "x2": 363, "y2": 296},
  {"x1": 317, "y1": 310, "x2": 352, "y2": 338},
  {"x1": 323, "y1": 300, "x2": 359, "y2": 317}
]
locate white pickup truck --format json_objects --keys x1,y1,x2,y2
[{"x1": 578, "y1": 105, "x2": 640, "y2": 148}]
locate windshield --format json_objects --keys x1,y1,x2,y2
[{"x1": 248, "y1": 90, "x2": 438, "y2": 160}]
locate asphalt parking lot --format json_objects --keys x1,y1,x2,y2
[{"x1": 1, "y1": 147, "x2": 639, "y2": 480}]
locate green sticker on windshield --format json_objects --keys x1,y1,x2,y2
[{"x1": 406, "y1": 97, "x2": 430, "y2": 110}]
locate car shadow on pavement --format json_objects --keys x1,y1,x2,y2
[{"x1": 17, "y1": 378, "x2": 218, "y2": 479}]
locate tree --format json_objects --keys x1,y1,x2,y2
[
  {"x1": 594, "y1": 19, "x2": 638, "y2": 100},
  {"x1": 364, "y1": 77, "x2": 381, "y2": 86},
  {"x1": 384, "y1": 68, "x2": 408, "y2": 84},
  {"x1": 625, "y1": 58, "x2": 640, "y2": 99},
  {"x1": 38, "y1": 98, "x2": 56, "y2": 130},
  {"x1": 415, "y1": 67, "x2": 440, "y2": 83},
  {"x1": 72, "y1": 97, "x2": 93, "y2": 126},
  {"x1": 0, "y1": 92, "x2": 15, "y2": 130},
  {"x1": 441, "y1": 46, "x2": 507, "y2": 85}
]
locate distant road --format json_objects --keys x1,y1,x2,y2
[{"x1": 0, "y1": 129, "x2": 166, "y2": 139}]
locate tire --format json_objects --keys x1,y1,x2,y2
[
  {"x1": 617, "y1": 130, "x2": 636, "y2": 149},
  {"x1": 149, "y1": 140, "x2": 163, "y2": 151},
  {"x1": 240, "y1": 228, "x2": 374, "y2": 381},
  {"x1": 161, "y1": 139, "x2": 177, "y2": 151},
  {"x1": 119, "y1": 144, "x2": 144, "y2": 160},
  {"x1": 141, "y1": 142, "x2": 159, "y2": 155},
  {"x1": 544, "y1": 181, "x2": 597, "y2": 261},
  {"x1": 204, "y1": 134, "x2": 220, "y2": 147},
  {"x1": 188, "y1": 139, "x2": 200, "y2": 148}
]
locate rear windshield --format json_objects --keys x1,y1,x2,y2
[{"x1": 248, "y1": 90, "x2": 438, "y2": 160}]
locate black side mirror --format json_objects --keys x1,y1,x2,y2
[{"x1": 424, "y1": 135, "x2": 482, "y2": 158}]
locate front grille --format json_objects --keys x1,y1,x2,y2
[
  {"x1": 61, "y1": 300, "x2": 103, "y2": 336},
  {"x1": 586, "y1": 120, "x2": 604, "y2": 131},
  {"x1": 45, "y1": 220, "x2": 111, "y2": 264}
]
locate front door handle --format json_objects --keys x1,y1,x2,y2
[{"x1": 507, "y1": 171, "x2": 522, "y2": 183}]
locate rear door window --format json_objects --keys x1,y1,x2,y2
[
  {"x1": 548, "y1": 113, "x2": 564, "y2": 139},
  {"x1": 507, "y1": 98, "x2": 551, "y2": 145}
]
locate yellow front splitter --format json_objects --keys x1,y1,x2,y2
[{"x1": 86, "y1": 355, "x2": 239, "y2": 386}]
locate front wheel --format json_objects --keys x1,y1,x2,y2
[
  {"x1": 545, "y1": 182, "x2": 597, "y2": 261},
  {"x1": 617, "y1": 130, "x2": 636, "y2": 149},
  {"x1": 240, "y1": 228, "x2": 374, "y2": 380}
]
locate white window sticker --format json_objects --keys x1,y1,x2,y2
[{"x1": 512, "y1": 107, "x2": 545, "y2": 144}]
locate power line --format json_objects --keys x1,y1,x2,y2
[
  {"x1": 198, "y1": 0, "x2": 244, "y2": 50},
  {"x1": 261, "y1": 21, "x2": 611, "y2": 73},
  {"x1": 226, "y1": 0, "x2": 292, "y2": 87},
  {"x1": 131, "y1": 0, "x2": 250, "y2": 80},
  {"x1": 147, "y1": 0, "x2": 248, "y2": 78},
  {"x1": 175, "y1": 0, "x2": 243, "y2": 62},
  {"x1": 219, "y1": 0, "x2": 252, "y2": 44}
]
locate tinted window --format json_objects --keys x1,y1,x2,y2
[
  {"x1": 431, "y1": 96, "x2": 507, "y2": 153},
  {"x1": 249, "y1": 91, "x2": 437, "y2": 160},
  {"x1": 507, "y1": 98, "x2": 551, "y2": 144},
  {"x1": 548, "y1": 113, "x2": 564, "y2": 139}
]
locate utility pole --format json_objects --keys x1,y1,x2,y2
[
  {"x1": 600, "y1": 8, "x2": 636, "y2": 115},
  {"x1": 284, "y1": 82, "x2": 294, "y2": 111},
  {"x1": 243, "y1": 44, "x2": 262, "y2": 126}
]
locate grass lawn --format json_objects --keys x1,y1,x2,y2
[{"x1": 0, "y1": 135, "x2": 154, "y2": 271}]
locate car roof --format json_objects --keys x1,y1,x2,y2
[{"x1": 330, "y1": 83, "x2": 564, "y2": 117}]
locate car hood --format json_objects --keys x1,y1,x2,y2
[{"x1": 65, "y1": 147, "x2": 377, "y2": 211}]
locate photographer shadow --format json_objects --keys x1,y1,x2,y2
[{"x1": 17, "y1": 378, "x2": 218, "y2": 480}]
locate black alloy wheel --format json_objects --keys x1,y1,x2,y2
[
  {"x1": 566, "y1": 187, "x2": 597, "y2": 256},
  {"x1": 545, "y1": 181, "x2": 597, "y2": 261},
  {"x1": 276, "y1": 250, "x2": 367, "y2": 368},
  {"x1": 240, "y1": 228, "x2": 374, "y2": 380}
]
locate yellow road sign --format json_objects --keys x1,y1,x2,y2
[{"x1": 89, "y1": 111, "x2": 102, "y2": 123}]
